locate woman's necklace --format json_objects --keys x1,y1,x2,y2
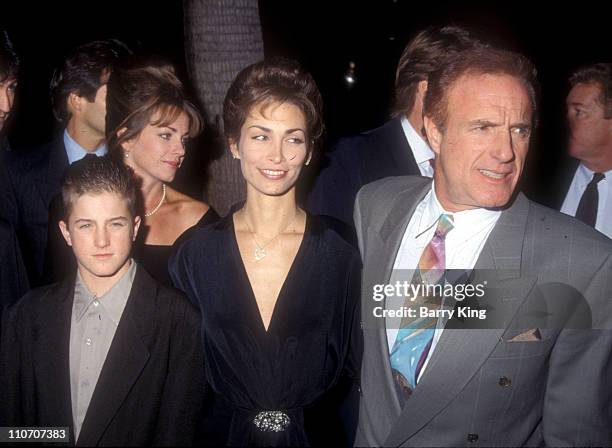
[
  {"x1": 144, "y1": 184, "x2": 166, "y2": 217},
  {"x1": 243, "y1": 210, "x2": 299, "y2": 261}
]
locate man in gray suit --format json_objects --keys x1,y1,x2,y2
[{"x1": 355, "y1": 46, "x2": 612, "y2": 446}]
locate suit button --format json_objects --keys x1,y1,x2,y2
[
  {"x1": 467, "y1": 433, "x2": 478, "y2": 443},
  {"x1": 498, "y1": 376, "x2": 511, "y2": 387}
]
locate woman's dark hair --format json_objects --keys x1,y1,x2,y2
[
  {"x1": 223, "y1": 58, "x2": 324, "y2": 151},
  {"x1": 0, "y1": 30, "x2": 20, "y2": 81},
  {"x1": 105, "y1": 62, "x2": 203, "y2": 156}
]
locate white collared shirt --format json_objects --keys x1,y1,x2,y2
[
  {"x1": 560, "y1": 163, "x2": 612, "y2": 239},
  {"x1": 386, "y1": 185, "x2": 501, "y2": 381},
  {"x1": 63, "y1": 129, "x2": 107, "y2": 165},
  {"x1": 400, "y1": 116, "x2": 435, "y2": 178}
]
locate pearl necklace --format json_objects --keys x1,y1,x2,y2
[{"x1": 144, "y1": 184, "x2": 166, "y2": 217}]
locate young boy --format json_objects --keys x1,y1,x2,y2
[{"x1": 1, "y1": 156, "x2": 205, "y2": 446}]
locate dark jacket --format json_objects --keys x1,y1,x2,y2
[
  {"x1": 307, "y1": 117, "x2": 420, "y2": 225},
  {"x1": 5, "y1": 137, "x2": 68, "y2": 286},
  {"x1": 0, "y1": 153, "x2": 29, "y2": 318},
  {"x1": 0, "y1": 265, "x2": 206, "y2": 446},
  {"x1": 0, "y1": 218, "x2": 29, "y2": 334}
]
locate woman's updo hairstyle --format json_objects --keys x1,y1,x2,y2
[{"x1": 223, "y1": 57, "x2": 324, "y2": 152}]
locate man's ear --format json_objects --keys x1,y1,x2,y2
[
  {"x1": 423, "y1": 115, "x2": 442, "y2": 156},
  {"x1": 59, "y1": 220, "x2": 72, "y2": 246},
  {"x1": 132, "y1": 216, "x2": 141, "y2": 241},
  {"x1": 229, "y1": 140, "x2": 240, "y2": 159},
  {"x1": 67, "y1": 92, "x2": 83, "y2": 115}
]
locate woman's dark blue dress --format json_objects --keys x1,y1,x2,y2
[{"x1": 169, "y1": 213, "x2": 361, "y2": 446}]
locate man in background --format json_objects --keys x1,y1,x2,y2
[
  {"x1": 308, "y1": 25, "x2": 480, "y2": 225},
  {"x1": 6, "y1": 39, "x2": 128, "y2": 286},
  {"x1": 0, "y1": 29, "x2": 28, "y2": 316},
  {"x1": 0, "y1": 30, "x2": 19, "y2": 157},
  {"x1": 557, "y1": 63, "x2": 612, "y2": 238}
]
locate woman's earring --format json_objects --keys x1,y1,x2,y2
[{"x1": 124, "y1": 152, "x2": 129, "y2": 159}]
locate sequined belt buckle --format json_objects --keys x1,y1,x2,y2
[{"x1": 253, "y1": 410, "x2": 291, "y2": 432}]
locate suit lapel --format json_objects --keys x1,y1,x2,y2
[
  {"x1": 385, "y1": 193, "x2": 539, "y2": 446},
  {"x1": 378, "y1": 180, "x2": 433, "y2": 278},
  {"x1": 35, "y1": 278, "x2": 75, "y2": 442},
  {"x1": 362, "y1": 180, "x2": 434, "y2": 427},
  {"x1": 365, "y1": 180, "x2": 431, "y2": 321},
  {"x1": 76, "y1": 266, "x2": 154, "y2": 446}
]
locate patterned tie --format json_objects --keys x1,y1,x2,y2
[
  {"x1": 390, "y1": 214, "x2": 454, "y2": 400},
  {"x1": 575, "y1": 172, "x2": 604, "y2": 227}
]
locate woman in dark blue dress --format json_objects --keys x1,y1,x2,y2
[{"x1": 170, "y1": 58, "x2": 361, "y2": 446}]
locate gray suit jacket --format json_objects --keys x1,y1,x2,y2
[{"x1": 354, "y1": 176, "x2": 612, "y2": 447}]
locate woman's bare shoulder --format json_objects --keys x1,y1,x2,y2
[{"x1": 167, "y1": 187, "x2": 210, "y2": 223}]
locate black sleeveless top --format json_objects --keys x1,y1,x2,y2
[{"x1": 134, "y1": 208, "x2": 219, "y2": 287}]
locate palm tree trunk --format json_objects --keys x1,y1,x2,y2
[{"x1": 184, "y1": 0, "x2": 264, "y2": 215}]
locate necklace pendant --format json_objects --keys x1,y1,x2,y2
[{"x1": 254, "y1": 246, "x2": 267, "y2": 261}]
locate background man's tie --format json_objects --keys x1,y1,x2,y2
[{"x1": 575, "y1": 172, "x2": 604, "y2": 227}]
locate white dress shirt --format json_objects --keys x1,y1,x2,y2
[
  {"x1": 400, "y1": 116, "x2": 435, "y2": 178},
  {"x1": 387, "y1": 185, "x2": 501, "y2": 382},
  {"x1": 63, "y1": 129, "x2": 107, "y2": 165},
  {"x1": 560, "y1": 163, "x2": 612, "y2": 239}
]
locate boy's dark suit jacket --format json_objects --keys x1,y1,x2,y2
[{"x1": 0, "y1": 264, "x2": 206, "y2": 446}]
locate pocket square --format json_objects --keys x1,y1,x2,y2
[{"x1": 507, "y1": 328, "x2": 542, "y2": 342}]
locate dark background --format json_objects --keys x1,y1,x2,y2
[{"x1": 2, "y1": 0, "x2": 610, "y2": 199}]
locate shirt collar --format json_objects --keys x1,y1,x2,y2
[
  {"x1": 400, "y1": 116, "x2": 435, "y2": 165},
  {"x1": 73, "y1": 260, "x2": 137, "y2": 324},
  {"x1": 418, "y1": 183, "x2": 501, "y2": 237},
  {"x1": 577, "y1": 163, "x2": 612, "y2": 181},
  {"x1": 63, "y1": 129, "x2": 107, "y2": 165}
]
